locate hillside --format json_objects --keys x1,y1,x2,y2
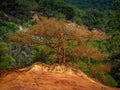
[
  {"x1": 0, "y1": 0, "x2": 120, "y2": 88},
  {"x1": 0, "y1": 62, "x2": 119, "y2": 90},
  {"x1": 65, "y1": 0, "x2": 113, "y2": 10}
]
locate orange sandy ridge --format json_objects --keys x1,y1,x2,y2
[{"x1": 0, "y1": 62, "x2": 119, "y2": 90}]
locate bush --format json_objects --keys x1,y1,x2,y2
[
  {"x1": 0, "y1": 42, "x2": 8, "y2": 55},
  {"x1": 0, "y1": 55, "x2": 15, "y2": 69},
  {"x1": 0, "y1": 20, "x2": 19, "y2": 41},
  {"x1": 0, "y1": 42, "x2": 15, "y2": 69},
  {"x1": 69, "y1": 58, "x2": 89, "y2": 73},
  {"x1": 95, "y1": 72, "x2": 117, "y2": 87},
  {"x1": 32, "y1": 45, "x2": 57, "y2": 64},
  {"x1": 106, "y1": 74, "x2": 118, "y2": 87}
]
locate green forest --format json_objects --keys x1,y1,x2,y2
[
  {"x1": 65, "y1": 0, "x2": 113, "y2": 10},
  {"x1": 0, "y1": 0, "x2": 120, "y2": 87}
]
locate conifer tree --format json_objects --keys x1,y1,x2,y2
[{"x1": 9, "y1": 17, "x2": 108, "y2": 63}]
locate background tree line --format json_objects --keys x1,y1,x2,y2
[{"x1": 65, "y1": 0, "x2": 113, "y2": 10}]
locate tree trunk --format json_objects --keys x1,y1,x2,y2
[
  {"x1": 57, "y1": 44, "x2": 66, "y2": 64},
  {"x1": 63, "y1": 42, "x2": 66, "y2": 63},
  {"x1": 57, "y1": 46, "x2": 62, "y2": 64}
]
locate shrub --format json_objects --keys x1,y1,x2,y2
[{"x1": 0, "y1": 42, "x2": 15, "y2": 69}]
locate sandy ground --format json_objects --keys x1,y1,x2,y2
[{"x1": 0, "y1": 64, "x2": 119, "y2": 90}]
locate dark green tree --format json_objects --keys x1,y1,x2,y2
[
  {"x1": 0, "y1": 42, "x2": 15, "y2": 69},
  {"x1": 106, "y1": 0, "x2": 120, "y2": 87},
  {"x1": 65, "y1": 0, "x2": 113, "y2": 10},
  {"x1": 0, "y1": 20, "x2": 19, "y2": 41},
  {"x1": 0, "y1": 0, "x2": 39, "y2": 22},
  {"x1": 82, "y1": 9, "x2": 106, "y2": 29},
  {"x1": 37, "y1": 0, "x2": 75, "y2": 19}
]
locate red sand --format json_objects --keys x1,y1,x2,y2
[{"x1": 0, "y1": 64, "x2": 119, "y2": 90}]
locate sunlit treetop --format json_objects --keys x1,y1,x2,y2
[{"x1": 9, "y1": 16, "x2": 108, "y2": 63}]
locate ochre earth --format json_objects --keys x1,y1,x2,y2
[{"x1": 0, "y1": 63, "x2": 119, "y2": 90}]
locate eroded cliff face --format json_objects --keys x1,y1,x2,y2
[{"x1": 0, "y1": 62, "x2": 119, "y2": 90}]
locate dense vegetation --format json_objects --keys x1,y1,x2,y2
[
  {"x1": 9, "y1": 17, "x2": 107, "y2": 64},
  {"x1": 65, "y1": 0, "x2": 113, "y2": 10},
  {"x1": 0, "y1": 0, "x2": 120, "y2": 87}
]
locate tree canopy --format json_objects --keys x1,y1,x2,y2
[
  {"x1": 9, "y1": 17, "x2": 108, "y2": 63},
  {"x1": 65, "y1": 0, "x2": 113, "y2": 10},
  {"x1": 0, "y1": 42, "x2": 15, "y2": 69}
]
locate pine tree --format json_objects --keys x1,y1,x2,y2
[{"x1": 9, "y1": 17, "x2": 108, "y2": 63}]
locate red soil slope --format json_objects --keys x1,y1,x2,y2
[{"x1": 0, "y1": 63, "x2": 119, "y2": 90}]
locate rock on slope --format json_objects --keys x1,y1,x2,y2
[{"x1": 0, "y1": 62, "x2": 119, "y2": 90}]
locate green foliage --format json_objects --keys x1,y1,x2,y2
[
  {"x1": 95, "y1": 72, "x2": 118, "y2": 87},
  {"x1": 109, "y1": 0, "x2": 120, "y2": 30},
  {"x1": 106, "y1": 35, "x2": 120, "y2": 54},
  {"x1": 110, "y1": 53, "x2": 120, "y2": 87},
  {"x1": 65, "y1": 0, "x2": 113, "y2": 10},
  {"x1": 105, "y1": 74, "x2": 118, "y2": 87},
  {"x1": 103, "y1": 1, "x2": 120, "y2": 87},
  {"x1": 0, "y1": 42, "x2": 8, "y2": 55},
  {"x1": 113, "y1": 0, "x2": 120, "y2": 11},
  {"x1": 54, "y1": 12, "x2": 66, "y2": 20},
  {"x1": 16, "y1": 0, "x2": 39, "y2": 10},
  {"x1": 0, "y1": 0, "x2": 39, "y2": 22},
  {"x1": 73, "y1": 59, "x2": 89, "y2": 73},
  {"x1": 32, "y1": 45, "x2": 56, "y2": 64},
  {"x1": 38, "y1": 0, "x2": 76, "y2": 19},
  {"x1": 69, "y1": 57, "x2": 117, "y2": 87},
  {"x1": 0, "y1": 0, "x2": 119, "y2": 87},
  {"x1": 82, "y1": 9, "x2": 106, "y2": 29},
  {"x1": 0, "y1": 55, "x2": 15, "y2": 69},
  {"x1": 0, "y1": 42, "x2": 15, "y2": 69},
  {"x1": 0, "y1": 20, "x2": 19, "y2": 41}
]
